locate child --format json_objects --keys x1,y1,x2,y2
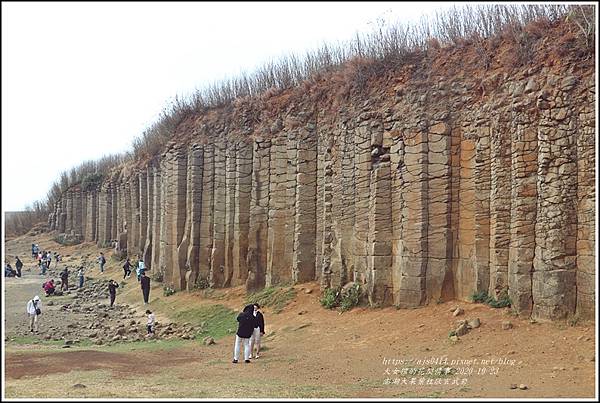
[{"x1": 146, "y1": 309, "x2": 155, "y2": 336}]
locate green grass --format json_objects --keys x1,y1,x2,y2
[
  {"x1": 172, "y1": 304, "x2": 238, "y2": 340},
  {"x1": 245, "y1": 286, "x2": 297, "y2": 314},
  {"x1": 470, "y1": 290, "x2": 511, "y2": 308},
  {"x1": 8, "y1": 335, "x2": 65, "y2": 346}
]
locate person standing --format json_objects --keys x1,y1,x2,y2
[
  {"x1": 232, "y1": 304, "x2": 256, "y2": 364},
  {"x1": 122, "y1": 258, "x2": 132, "y2": 279},
  {"x1": 250, "y1": 303, "x2": 265, "y2": 359},
  {"x1": 146, "y1": 309, "x2": 155, "y2": 336},
  {"x1": 15, "y1": 257, "x2": 23, "y2": 278},
  {"x1": 26, "y1": 295, "x2": 42, "y2": 333},
  {"x1": 60, "y1": 267, "x2": 69, "y2": 291},
  {"x1": 140, "y1": 272, "x2": 151, "y2": 304},
  {"x1": 108, "y1": 279, "x2": 119, "y2": 307},
  {"x1": 31, "y1": 244, "x2": 36, "y2": 258},
  {"x1": 77, "y1": 266, "x2": 85, "y2": 288},
  {"x1": 98, "y1": 252, "x2": 106, "y2": 273},
  {"x1": 46, "y1": 252, "x2": 52, "y2": 269},
  {"x1": 40, "y1": 259, "x2": 47, "y2": 275}
]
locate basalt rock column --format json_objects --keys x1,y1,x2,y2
[
  {"x1": 266, "y1": 134, "x2": 294, "y2": 286},
  {"x1": 143, "y1": 165, "x2": 154, "y2": 266},
  {"x1": 532, "y1": 84, "x2": 578, "y2": 320},
  {"x1": 223, "y1": 142, "x2": 237, "y2": 287},
  {"x1": 198, "y1": 143, "x2": 214, "y2": 285},
  {"x1": 150, "y1": 165, "x2": 162, "y2": 272},
  {"x1": 210, "y1": 141, "x2": 226, "y2": 288},
  {"x1": 508, "y1": 101, "x2": 537, "y2": 316},
  {"x1": 426, "y1": 122, "x2": 452, "y2": 303},
  {"x1": 182, "y1": 145, "x2": 203, "y2": 290},
  {"x1": 172, "y1": 147, "x2": 188, "y2": 290},
  {"x1": 319, "y1": 134, "x2": 334, "y2": 289},
  {"x1": 232, "y1": 141, "x2": 252, "y2": 286},
  {"x1": 130, "y1": 174, "x2": 140, "y2": 256},
  {"x1": 97, "y1": 183, "x2": 112, "y2": 247},
  {"x1": 473, "y1": 122, "x2": 491, "y2": 295},
  {"x1": 246, "y1": 138, "x2": 270, "y2": 292},
  {"x1": 85, "y1": 190, "x2": 98, "y2": 242},
  {"x1": 397, "y1": 128, "x2": 428, "y2": 307},
  {"x1": 139, "y1": 170, "x2": 148, "y2": 256},
  {"x1": 293, "y1": 131, "x2": 317, "y2": 284},
  {"x1": 576, "y1": 76, "x2": 596, "y2": 319}
]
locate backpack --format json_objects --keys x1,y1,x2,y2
[{"x1": 32, "y1": 300, "x2": 41, "y2": 315}]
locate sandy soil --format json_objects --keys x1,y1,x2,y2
[{"x1": 3, "y1": 231, "x2": 597, "y2": 398}]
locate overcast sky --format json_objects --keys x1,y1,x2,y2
[{"x1": 2, "y1": 1, "x2": 458, "y2": 212}]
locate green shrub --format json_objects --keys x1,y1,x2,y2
[
  {"x1": 471, "y1": 290, "x2": 511, "y2": 308},
  {"x1": 195, "y1": 277, "x2": 210, "y2": 289},
  {"x1": 152, "y1": 271, "x2": 164, "y2": 282},
  {"x1": 340, "y1": 283, "x2": 361, "y2": 312},
  {"x1": 320, "y1": 287, "x2": 341, "y2": 309},
  {"x1": 163, "y1": 284, "x2": 176, "y2": 297}
]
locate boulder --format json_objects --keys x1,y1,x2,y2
[
  {"x1": 502, "y1": 321, "x2": 513, "y2": 330},
  {"x1": 203, "y1": 336, "x2": 215, "y2": 345},
  {"x1": 452, "y1": 308, "x2": 464, "y2": 317},
  {"x1": 467, "y1": 318, "x2": 481, "y2": 329}
]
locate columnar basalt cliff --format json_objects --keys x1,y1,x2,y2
[{"x1": 49, "y1": 23, "x2": 595, "y2": 321}]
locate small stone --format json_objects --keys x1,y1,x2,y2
[
  {"x1": 64, "y1": 340, "x2": 73, "y2": 345},
  {"x1": 62, "y1": 345, "x2": 71, "y2": 349},
  {"x1": 455, "y1": 323, "x2": 469, "y2": 336},
  {"x1": 47, "y1": 301, "x2": 54, "y2": 306},
  {"x1": 203, "y1": 336, "x2": 215, "y2": 346},
  {"x1": 518, "y1": 384, "x2": 528, "y2": 390},
  {"x1": 112, "y1": 335, "x2": 121, "y2": 342},
  {"x1": 453, "y1": 308, "x2": 464, "y2": 317},
  {"x1": 502, "y1": 321, "x2": 513, "y2": 330},
  {"x1": 510, "y1": 384, "x2": 518, "y2": 389},
  {"x1": 73, "y1": 384, "x2": 87, "y2": 389},
  {"x1": 304, "y1": 288, "x2": 312, "y2": 294},
  {"x1": 449, "y1": 335, "x2": 459, "y2": 342},
  {"x1": 467, "y1": 318, "x2": 481, "y2": 329}
]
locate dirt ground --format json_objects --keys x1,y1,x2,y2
[{"x1": 2, "y1": 231, "x2": 597, "y2": 398}]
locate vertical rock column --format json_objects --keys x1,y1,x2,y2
[
  {"x1": 143, "y1": 166, "x2": 154, "y2": 266},
  {"x1": 182, "y1": 145, "x2": 203, "y2": 290},
  {"x1": 247, "y1": 138, "x2": 270, "y2": 292},
  {"x1": 352, "y1": 122, "x2": 372, "y2": 286},
  {"x1": 488, "y1": 117, "x2": 512, "y2": 298},
  {"x1": 266, "y1": 134, "x2": 293, "y2": 286},
  {"x1": 85, "y1": 191, "x2": 98, "y2": 242},
  {"x1": 532, "y1": 84, "x2": 578, "y2": 320},
  {"x1": 575, "y1": 77, "x2": 595, "y2": 319},
  {"x1": 397, "y1": 129, "x2": 428, "y2": 307},
  {"x1": 210, "y1": 141, "x2": 226, "y2": 288},
  {"x1": 130, "y1": 174, "x2": 140, "y2": 256},
  {"x1": 367, "y1": 158, "x2": 392, "y2": 305},
  {"x1": 74, "y1": 189, "x2": 84, "y2": 236},
  {"x1": 151, "y1": 165, "x2": 162, "y2": 275},
  {"x1": 172, "y1": 147, "x2": 188, "y2": 290},
  {"x1": 473, "y1": 122, "x2": 491, "y2": 295},
  {"x1": 65, "y1": 190, "x2": 73, "y2": 233},
  {"x1": 508, "y1": 116, "x2": 537, "y2": 316},
  {"x1": 328, "y1": 125, "x2": 345, "y2": 289},
  {"x1": 158, "y1": 154, "x2": 171, "y2": 280},
  {"x1": 390, "y1": 127, "x2": 405, "y2": 305},
  {"x1": 426, "y1": 122, "x2": 452, "y2": 303},
  {"x1": 223, "y1": 142, "x2": 237, "y2": 287},
  {"x1": 198, "y1": 144, "x2": 214, "y2": 284},
  {"x1": 293, "y1": 131, "x2": 317, "y2": 283},
  {"x1": 97, "y1": 183, "x2": 112, "y2": 247},
  {"x1": 110, "y1": 180, "x2": 118, "y2": 241},
  {"x1": 454, "y1": 126, "x2": 476, "y2": 300},
  {"x1": 139, "y1": 170, "x2": 148, "y2": 256},
  {"x1": 233, "y1": 141, "x2": 252, "y2": 286},
  {"x1": 319, "y1": 134, "x2": 334, "y2": 289}
]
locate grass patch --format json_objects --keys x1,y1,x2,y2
[
  {"x1": 245, "y1": 286, "x2": 297, "y2": 314},
  {"x1": 320, "y1": 284, "x2": 362, "y2": 312},
  {"x1": 8, "y1": 335, "x2": 65, "y2": 346},
  {"x1": 470, "y1": 290, "x2": 511, "y2": 308},
  {"x1": 172, "y1": 304, "x2": 238, "y2": 340}
]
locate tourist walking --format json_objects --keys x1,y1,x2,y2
[
  {"x1": 250, "y1": 303, "x2": 265, "y2": 359},
  {"x1": 60, "y1": 267, "x2": 69, "y2": 291},
  {"x1": 122, "y1": 258, "x2": 132, "y2": 279},
  {"x1": 98, "y1": 252, "x2": 106, "y2": 273},
  {"x1": 232, "y1": 304, "x2": 256, "y2": 364},
  {"x1": 77, "y1": 266, "x2": 85, "y2": 288},
  {"x1": 40, "y1": 259, "x2": 48, "y2": 275},
  {"x1": 108, "y1": 279, "x2": 119, "y2": 307},
  {"x1": 46, "y1": 252, "x2": 52, "y2": 269},
  {"x1": 146, "y1": 309, "x2": 155, "y2": 336},
  {"x1": 26, "y1": 295, "x2": 42, "y2": 333},
  {"x1": 136, "y1": 258, "x2": 145, "y2": 282},
  {"x1": 140, "y1": 272, "x2": 151, "y2": 304},
  {"x1": 15, "y1": 257, "x2": 23, "y2": 277}
]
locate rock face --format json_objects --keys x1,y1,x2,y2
[{"x1": 48, "y1": 36, "x2": 595, "y2": 322}]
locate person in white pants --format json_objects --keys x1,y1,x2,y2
[
  {"x1": 26, "y1": 295, "x2": 42, "y2": 333},
  {"x1": 233, "y1": 304, "x2": 255, "y2": 363},
  {"x1": 250, "y1": 303, "x2": 265, "y2": 359}
]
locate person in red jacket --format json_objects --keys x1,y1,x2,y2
[{"x1": 43, "y1": 279, "x2": 56, "y2": 296}]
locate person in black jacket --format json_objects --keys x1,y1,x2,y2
[
  {"x1": 250, "y1": 303, "x2": 265, "y2": 359},
  {"x1": 108, "y1": 279, "x2": 119, "y2": 307},
  {"x1": 15, "y1": 257, "x2": 23, "y2": 278},
  {"x1": 140, "y1": 272, "x2": 151, "y2": 304},
  {"x1": 232, "y1": 304, "x2": 256, "y2": 364},
  {"x1": 122, "y1": 258, "x2": 132, "y2": 279}
]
